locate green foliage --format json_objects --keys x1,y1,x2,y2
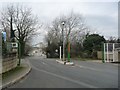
[
  {"x1": 45, "y1": 34, "x2": 106, "y2": 59},
  {"x1": 117, "y1": 38, "x2": 120, "y2": 43},
  {"x1": 46, "y1": 42, "x2": 60, "y2": 58},
  {"x1": 83, "y1": 34, "x2": 106, "y2": 58},
  {"x1": 2, "y1": 66, "x2": 24, "y2": 79}
]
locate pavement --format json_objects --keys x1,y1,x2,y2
[
  {"x1": 1, "y1": 59, "x2": 31, "y2": 90},
  {"x1": 8, "y1": 56, "x2": 118, "y2": 88},
  {"x1": 56, "y1": 59, "x2": 107, "y2": 66}
]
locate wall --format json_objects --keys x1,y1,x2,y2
[
  {"x1": 97, "y1": 51, "x2": 102, "y2": 59},
  {"x1": 97, "y1": 51, "x2": 119, "y2": 62},
  {"x1": 2, "y1": 56, "x2": 17, "y2": 74},
  {"x1": 2, "y1": 42, "x2": 18, "y2": 74}
]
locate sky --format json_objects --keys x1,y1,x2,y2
[{"x1": 0, "y1": 0, "x2": 119, "y2": 45}]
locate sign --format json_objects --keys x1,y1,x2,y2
[
  {"x1": 2, "y1": 31, "x2": 6, "y2": 41},
  {"x1": 11, "y1": 43, "x2": 18, "y2": 48}
]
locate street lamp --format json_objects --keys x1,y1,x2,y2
[{"x1": 61, "y1": 21, "x2": 65, "y2": 61}]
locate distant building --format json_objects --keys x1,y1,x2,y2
[{"x1": 29, "y1": 42, "x2": 46, "y2": 57}]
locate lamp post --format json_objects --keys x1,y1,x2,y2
[{"x1": 61, "y1": 21, "x2": 65, "y2": 61}]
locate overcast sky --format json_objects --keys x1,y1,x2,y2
[{"x1": 0, "y1": 0, "x2": 119, "y2": 45}]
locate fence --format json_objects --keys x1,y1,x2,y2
[
  {"x1": 103, "y1": 43, "x2": 120, "y2": 62},
  {"x1": 97, "y1": 51, "x2": 119, "y2": 61}
]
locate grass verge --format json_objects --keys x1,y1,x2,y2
[{"x1": 2, "y1": 66, "x2": 24, "y2": 80}]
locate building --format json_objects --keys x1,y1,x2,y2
[
  {"x1": 29, "y1": 42, "x2": 46, "y2": 57},
  {"x1": 116, "y1": 47, "x2": 120, "y2": 62}
]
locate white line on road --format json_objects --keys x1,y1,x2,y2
[
  {"x1": 31, "y1": 63, "x2": 98, "y2": 88},
  {"x1": 75, "y1": 64, "x2": 99, "y2": 71},
  {"x1": 42, "y1": 62, "x2": 47, "y2": 65}
]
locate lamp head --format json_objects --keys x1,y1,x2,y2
[{"x1": 61, "y1": 21, "x2": 66, "y2": 26}]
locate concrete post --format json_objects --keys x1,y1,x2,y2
[
  {"x1": 104, "y1": 43, "x2": 106, "y2": 62},
  {"x1": 60, "y1": 46, "x2": 61, "y2": 60},
  {"x1": 107, "y1": 43, "x2": 109, "y2": 62},
  {"x1": 113, "y1": 43, "x2": 115, "y2": 62}
]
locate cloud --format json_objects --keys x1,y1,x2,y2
[
  {"x1": 0, "y1": 1, "x2": 118, "y2": 44},
  {"x1": 0, "y1": 0, "x2": 119, "y2": 3}
]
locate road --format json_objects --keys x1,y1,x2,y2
[{"x1": 9, "y1": 56, "x2": 118, "y2": 88}]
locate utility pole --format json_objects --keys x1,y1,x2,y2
[{"x1": 61, "y1": 21, "x2": 65, "y2": 61}]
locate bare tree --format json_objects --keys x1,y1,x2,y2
[
  {"x1": 47, "y1": 12, "x2": 89, "y2": 43},
  {"x1": 0, "y1": 4, "x2": 40, "y2": 56},
  {"x1": 45, "y1": 12, "x2": 89, "y2": 57},
  {"x1": 0, "y1": 5, "x2": 15, "y2": 41}
]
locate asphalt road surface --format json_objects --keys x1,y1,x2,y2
[{"x1": 9, "y1": 56, "x2": 118, "y2": 88}]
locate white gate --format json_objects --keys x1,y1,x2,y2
[{"x1": 103, "y1": 43, "x2": 120, "y2": 62}]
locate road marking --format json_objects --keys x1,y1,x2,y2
[
  {"x1": 31, "y1": 64, "x2": 97, "y2": 88},
  {"x1": 42, "y1": 62, "x2": 47, "y2": 65},
  {"x1": 75, "y1": 64, "x2": 100, "y2": 71}
]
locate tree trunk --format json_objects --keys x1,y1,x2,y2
[
  {"x1": 19, "y1": 40, "x2": 25, "y2": 58},
  {"x1": 21, "y1": 41, "x2": 25, "y2": 57}
]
